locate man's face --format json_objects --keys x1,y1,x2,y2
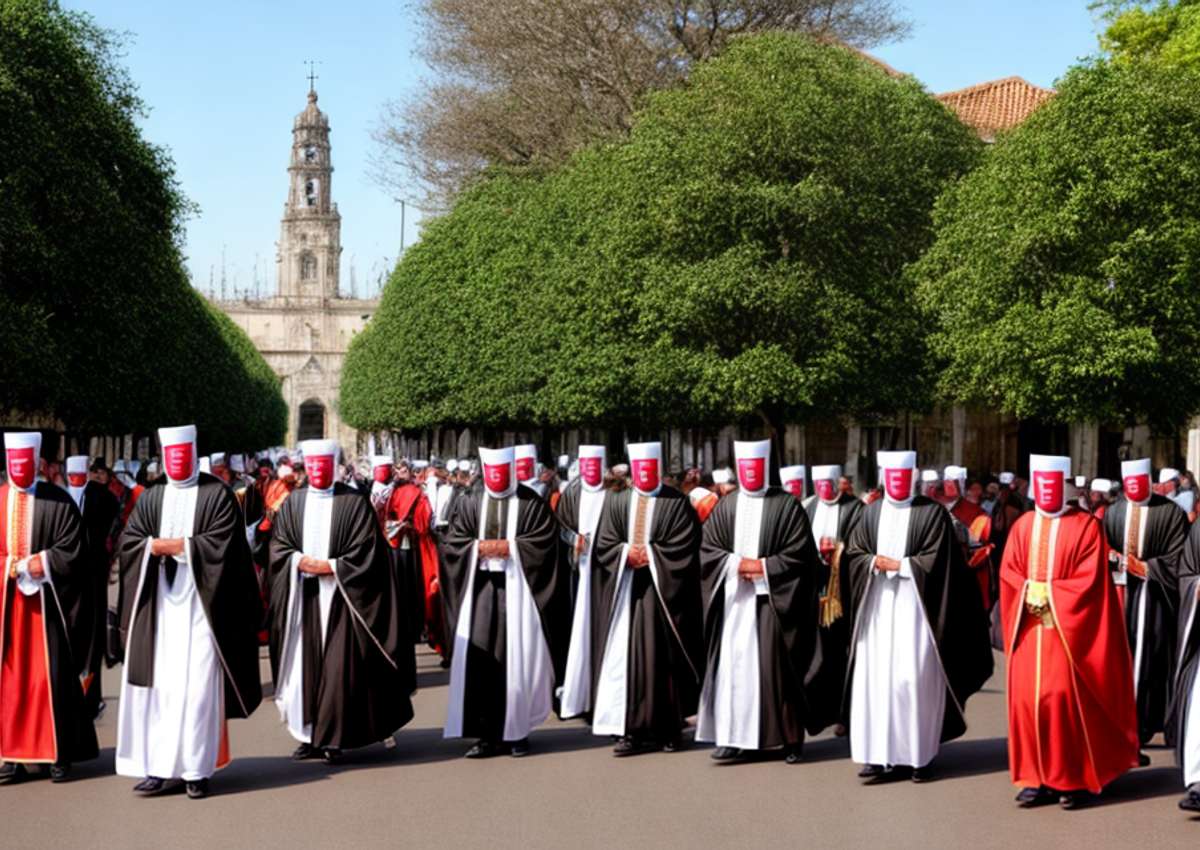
[
  {"x1": 838, "y1": 476, "x2": 853, "y2": 495},
  {"x1": 966, "y1": 482, "x2": 983, "y2": 504},
  {"x1": 5, "y1": 448, "x2": 37, "y2": 489},
  {"x1": 483, "y1": 462, "x2": 512, "y2": 495},
  {"x1": 396, "y1": 464, "x2": 412, "y2": 483},
  {"x1": 1033, "y1": 471, "x2": 1065, "y2": 514},
  {"x1": 305, "y1": 455, "x2": 335, "y2": 490},
  {"x1": 579, "y1": 457, "x2": 603, "y2": 488},
  {"x1": 631, "y1": 458, "x2": 660, "y2": 493},
  {"x1": 814, "y1": 478, "x2": 836, "y2": 502},
  {"x1": 68, "y1": 471, "x2": 88, "y2": 487},
  {"x1": 258, "y1": 465, "x2": 271, "y2": 483},
  {"x1": 883, "y1": 467, "x2": 913, "y2": 502},
  {"x1": 163, "y1": 443, "x2": 194, "y2": 482},
  {"x1": 986, "y1": 482, "x2": 1000, "y2": 498},
  {"x1": 1123, "y1": 472, "x2": 1151, "y2": 503},
  {"x1": 93, "y1": 468, "x2": 110, "y2": 485}
]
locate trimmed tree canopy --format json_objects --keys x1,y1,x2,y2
[
  {"x1": 0, "y1": 0, "x2": 285, "y2": 449},
  {"x1": 343, "y1": 33, "x2": 980, "y2": 433},
  {"x1": 914, "y1": 58, "x2": 1200, "y2": 427}
]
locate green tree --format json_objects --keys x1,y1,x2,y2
[
  {"x1": 343, "y1": 34, "x2": 980, "y2": 435},
  {"x1": 913, "y1": 58, "x2": 1200, "y2": 428},
  {"x1": 1095, "y1": 1, "x2": 1200, "y2": 68},
  {"x1": 0, "y1": 0, "x2": 285, "y2": 449}
]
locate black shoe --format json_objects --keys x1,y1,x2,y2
[
  {"x1": 509, "y1": 738, "x2": 530, "y2": 758},
  {"x1": 784, "y1": 745, "x2": 804, "y2": 765},
  {"x1": 710, "y1": 746, "x2": 743, "y2": 762},
  {"x1": 613, "y1": 736, "x2": 638, "y2": 757},
  {"x1": 1138, "y1": 751, "x2": 1151, "y2": 767},
  {"x1": 1016, "y1": 786, "x2": 1057, "y2": 808},
  {"x1": 661, "y1": 737, "x2": 684, "y2": 753},
  {"x1": 0, "y1": 762, "x2": 27, "y2": 785},
  {"x1": 465, "y1": 739, "x2": 500, "y2": 759},
  {"x1": 1059, "y1": 791, "x2": 1095, "y2": 810},
  {"x1": 911, "y1": 764, "x2": 934, "y2": 783},
  {"x1": 133, "y1": 777, "x2": 178, "y2": 797},
  {"x1": 185, "y1": 779, "x2": 209, "y2": 799},
  {"x1": 49, "y1": 763, "x2": 71, "y2": 784},
  {"x1": 438, "y1": 657, "x2": 451, "y2": 669},
  {"x1": 94, "y1": 700, "x2": 107, "y2": 720},
  {"x1": 1179, "y1": 784, "x2": 1200, "y2": 812},
  {"x1": 857, "y1": 763, "x2": 885, "y2": 779},
  {"x1": 321, "y1": 748, "x2": 342, "y2": 765},
  {"x1": 292, "y1": 743, "x2": 319, "y2": 761}
]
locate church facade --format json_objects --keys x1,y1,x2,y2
[{"x1": 217, "y1": 87, "x2": 376, "y2": 449}]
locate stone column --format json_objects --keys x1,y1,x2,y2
[
  {"x1": 1188, "y1": 418, "x2": 1200, "y2": 474},
  {"x1": 951, "y1": 405, "x2": 966, "y2": 466},
  {"x1": 844, "y1": 422, "x2": 862, "y2": 487},
  {"x1": 1069, "y1": 421, "x2": 1100, "y2": 479}
]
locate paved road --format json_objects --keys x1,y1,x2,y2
[{"x1": 4, "y1": 647, "x2": 1196, "y2": 849}]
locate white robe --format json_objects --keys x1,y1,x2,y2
[
  {"x1": 696, "y1": 491, "x2": 770, "y2": 749},
  {"x1": 444, "y1": 491, "x2": 554, "y2": 741},
  {"x1": 849, "y1": 499, "x2": 948, "y2": 769},
  {"x1": 274, "y1": 488, "x2": 338, "y2": 743},
  {"x1": 116, "y1": 482, "x2": 225, "y2": 781},
  {"x1": 1182, "y1": 598, "x2": 1200, "y2": 787},
  {"x1": 811, "y1": 499, "x2": 841, "y2": 544},
  {"x1": 559, "y1": 485, "x2": 607, "y2": 718}
]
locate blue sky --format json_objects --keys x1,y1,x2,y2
[{"x1": 70, "y1": 1, "x2": 1104, "y2": 298}]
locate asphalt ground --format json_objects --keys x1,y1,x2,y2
[{"x1": 3, "y1": 646, "x2": 1197, "y2": 849}]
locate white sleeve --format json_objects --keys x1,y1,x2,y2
[{"x1": 16, "y1": 551, "x2": 52, "y2": 596}]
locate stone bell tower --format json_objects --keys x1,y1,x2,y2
[{"x1": 277, "y1": 85, "x2": 342, "y2": 300}]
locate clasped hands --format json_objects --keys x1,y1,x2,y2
[
  {"x1": 6, "y1": 553, "x2": 44, "y2": 580},
  {"x1": 874, "y1": 555, "x2": 902, "y2": 573},
  {"x1": 478, "y1": 540, "x2": 510, "y2": 559},
  {"x1": 298, "y1": 555, "x2": 334, "y2": 576},
  {"x1": 150, "y1": 538, "x2": 185, "y2": 557},
  {"x1": 737, "y1": 557, "x2": 764, "y2": 580}
]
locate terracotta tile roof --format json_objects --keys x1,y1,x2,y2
[{"x1": 936, "y1": 76, "x2": 1056, "y2": 140}]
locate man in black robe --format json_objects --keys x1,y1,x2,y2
[
  {"x1": 589, "y1": 441, "x2": 703, "y2": 755},
  {"x1": 803, "y1": 463, "x2": 863, "y2": 736},
  {"x1": 697, "y1": 439, "x2": 822, "y2": 764},
  {"x1": 64, "y1": 454, "x2": 120, "y2": 719},
  {"x1": 116, "y1": 425, "x2": 263, "y2": 799},
  {"x1": 843, "y1": 450, "x2": 992, "y2": 783},
  {"x1": 0, "y1": 433, "x2": 97, "y2": 784},
  {"x1": 440, "y1": 446, "x2": 568, "y2": 758},
  {"x1": 269, "y1": 439, "x2": 416, "y2": 762},
  {"x1": 1103, "y1": 458, "x2": 1186, "y2": 750},
  {"x1": 556, "y1": 445, "x2": 612, "y2": 721},
  {"x1": 1170, "y1": 517, "x2": 1200, "y2": 811}
]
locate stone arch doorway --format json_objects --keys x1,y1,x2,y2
[{"x1": 297, "y1": 398, "x2": 326, "y2": 441}]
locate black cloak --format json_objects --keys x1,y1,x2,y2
[
  {"x1": 841, "y1": 496, "x2": 993, "y2": 743},
  {"x1": 590, "y1": 485, "x2": 704, "y2": 739},
  {"x1": 1103, "y1": 495, "x2": 1187, "y2": 745},
  {"x1": 438, "y1": 485, "x2": 569, "y2": 739},
  {"x1": 268, "y1": 485, "x2": 416, "y2": 749},
  {"x1": 75, "y1": 480, "x2": 119, "y2": 716},
  {"x1": 1170, "y1": 519, "x2": 1200, "y2": 773},
  {"x1": 701, "y1": 488, "x2": 824, "y2": 746},
  {"x1": 116, "y1": 473, "x2": 263, "y2": 720},
  {"x1": 803, "y1": 492, "x2": 864, "y2": 733}
]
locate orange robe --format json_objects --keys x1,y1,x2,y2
[
  {"x1": 387, "y1": 483, "x2": 444, "y2": 656},
  {"x1": 950, "y1": 499, "x2": 994, "y2": 608},
  {"x1": 1001, "y1": 508, "x2": 1139, "y2": 793}
]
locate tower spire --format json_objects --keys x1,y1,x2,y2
[{"x1": 305, "y1": 59, "x2": 319, "y2": 95}]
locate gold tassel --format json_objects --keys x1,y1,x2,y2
[{"x1": 819, "y1": 542, "x2": 844, "y2": 627}]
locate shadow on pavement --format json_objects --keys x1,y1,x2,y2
[
  {"x1": 1098, "y1": 766, "x2": 1184, "y2": 807},
  {"x1": 931, "y1": 736, "x2": 1009, "y2": 780}
]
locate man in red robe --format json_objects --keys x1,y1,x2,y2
[
  {"x1": 0, "y1": 432, "x2": 98, "y2": 784},
  {"x1": 942, "y1": 465, "x2": 995, "y2": 611},
  {"x1": 387, "y1": 461, "x2": 444, "y2": 658},
  {"x1": 1001, "y1": 454, "x2": 1139, "y2": 809}
]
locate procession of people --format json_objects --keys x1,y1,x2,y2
[{"x1": 4, "y1": 426, "x2": 1200, "y2": 817}]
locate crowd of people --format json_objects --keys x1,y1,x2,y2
[{"x1": 1, "y1": 426, "x2": 1199, "y2": 818}]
